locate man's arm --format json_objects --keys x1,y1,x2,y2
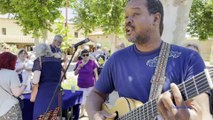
[
  {"x1": 86, "y1": 88, "x2": 117, "y2": 120},
  {"x1": 86, "y1": 88, "x2": 107, "y2": 119},
  {"x1": 157, "y1": 83, "x2": 212, "y2": 120}
]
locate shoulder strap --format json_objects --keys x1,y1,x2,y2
[
  {"x1": 149, "y1": 41, "x2": 171, "y2": 100},
  {"x1": 38, "y1": 57, "x2": 42, "y2": 69}
]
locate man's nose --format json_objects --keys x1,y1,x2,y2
[{"x1": 126, "y1": 17, "x2": 133, "y2": 25}]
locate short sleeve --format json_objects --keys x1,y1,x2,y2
[
  {"x1": 185, "y1": 51, "x2": 205, "y2": 80},
  {"x1": 32, "y1": 58, "x2": 41, "y2": 72},
  {"x1": 92, "y1": 60, "x2": 98, "y2": 69},
  {"x1": 95, "y1": 56, "x2": 115, "y2": 94}
]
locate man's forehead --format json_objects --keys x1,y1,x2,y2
[
  {"x1": 126, "y1": 0, "x2": 147, "y2": 10},
  {"x1": 55, "y1": 39, "x2": 62, "y2": 42}
]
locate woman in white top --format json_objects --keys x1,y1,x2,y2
[
  {"x1": 0, "y1": 52, "x2": 26, "y2": 120},
  {"x1": 15, "y1": 49, "x2": 32, "y2": 91}
]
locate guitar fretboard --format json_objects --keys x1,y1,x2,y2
[{"x1": 118, "y1": 68, "x2": 213, "y2": 120}]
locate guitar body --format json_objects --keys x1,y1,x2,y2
[
  {"x1": 101, "y1": 69, "x2": 213, "y2": 119},
  {"x1": 102, "y1": 97, "x2": 143, "y2": 120}
]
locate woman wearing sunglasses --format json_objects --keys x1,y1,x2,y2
[{"x1": 74, "y1": 49, "x2": 99, "y2": 118}]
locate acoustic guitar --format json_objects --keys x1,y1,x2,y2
[{"x1": 102, "y1": 68, "x2": 213, "y2": 120}]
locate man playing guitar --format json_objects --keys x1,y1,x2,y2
[{"x1": 86, "y1": 0, "x2": 212, "y2": 120}]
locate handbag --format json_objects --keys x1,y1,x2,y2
[
  {"x1": 37, "y1": 107, "x2": 60, "y2": 120},
  {"x1": 30, "y1": 57, "x2": 42, "y2": 102}
]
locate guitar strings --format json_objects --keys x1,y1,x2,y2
[
  {"x1": 142, "y1": 71, "x2": 209, "y2": 119},
  {"x1": 177, "y1": 68, "x2": 213, "y2": 89},
  {"x1": 177, "y1": 70, "x2": 210, "y2": 99},
  {"x1": 118, "y1": 68, "x2": 213, "y2": 120},
  {"x1": 185, "y1": 77, "x2": 209, "y2": 99},
  {"x1": 120, "y1": 68, "x2": 213, "y2": 119},
  {"x1": 176, "y1": 68, "x2": 213, "y2": 99},
  {"x1": 119, "y1": 69, "x2": 213, "y2": 120}
]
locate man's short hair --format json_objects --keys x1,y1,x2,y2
[
  {"x1": 146, "y1": 0, "x2": 164, "y2": 36},
  {"x1": 128, "y1": 0, "x2": 164, "y2": 36},
  {"x1": 54, "y1": 35, "x2": 63, "y2": 42}
]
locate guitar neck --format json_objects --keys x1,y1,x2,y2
[{"x1": 118, "y1": 69, "x2": 213, "y2": 120}]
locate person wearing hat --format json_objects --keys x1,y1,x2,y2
[{"x1": 74, "y1": 49, "x2": 99, "y2": 118}]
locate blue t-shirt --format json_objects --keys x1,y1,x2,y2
[{"x1": 95, "y1": 43, "x2": 205, "y2": 103}]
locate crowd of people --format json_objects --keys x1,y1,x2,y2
[
  {"x1": 0, "y1": 35, "x2": 65, "y2": 120},
  {"x1": 0, "y1": 34, "x2": 113, "y2": 119}
]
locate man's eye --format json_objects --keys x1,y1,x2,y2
[{"x1": 133, "y1": 13, "x2": 140, "y2": 16}]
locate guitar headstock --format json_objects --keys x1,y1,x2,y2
[{"x1": 205, "y1": 67, "x2": 213, "y2": 89}]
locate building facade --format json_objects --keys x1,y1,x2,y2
[{"x1": 0, "y1": 17, "x2": 86, "y2": 51}]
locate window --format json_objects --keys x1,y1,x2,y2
[
  {"x1": 2, "y1": 28, "x2": 6, "y2": 35},
  {"x1": 74, "y1": 32, "x2": 78, "y2": 38}
]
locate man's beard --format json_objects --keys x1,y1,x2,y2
[{"x1": 128, "y1": 32, "x2": 149, "y2": 45}]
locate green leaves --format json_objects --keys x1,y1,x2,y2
[
  {"x1": 1, "y1": 0, "x2": 211, "y2": 42},
  {"x1": 187, "y1": 0, "x2": 213, "y2": 40},
  {"x1": 53, "y1": 16, "x2": 73, "y2": 51},
  {"x1": 72, "y1": 0, "x2": 127, "y2": 36},
  {"x1": 0, "y1": 0, "x2": 64, "y2": 39},
  {"x1": 0, "y1": 0, "x2": 15, "y2": 13}
]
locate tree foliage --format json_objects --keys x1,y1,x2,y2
[
  {"x1": 72, "y1": 0, "x2": 127, "y2": 36},
  {"x1": 0, "y1": 0, "x2": 65, "y2": 38},
  {"x1": 187, "y1": 0, "x2": 213, "y2": 40},
  {"x1": 1, "y1": 0, "x2": 212, "y2": 41},
  {"x1": 53, "y1": 16, "x2": 73, "y2": 51},
  {"x1": 0, "y1": 41, "x2": 18, "y2": 53}
]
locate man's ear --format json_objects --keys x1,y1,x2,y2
[{"x1": 153, "y1": 12, "x2": 161, "y2": 25}]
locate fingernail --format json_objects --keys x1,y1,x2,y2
[{"x1": 170, "y1": 83, "x2": 175, "y2": 87}]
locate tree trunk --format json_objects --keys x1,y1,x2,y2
[
  {"x1": 161, "y1": 0, "x2": 193, "y2": 45},
  {"x1": 111, "y1": 34, "x2": 117, "y2": 53},
  {"x1": 42, "y1": 29, "x2": 48, "y2": 43}
]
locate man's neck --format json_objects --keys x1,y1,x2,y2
[{"x1": 135, "y1": 38, "x2": 162, "y2": 52}]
